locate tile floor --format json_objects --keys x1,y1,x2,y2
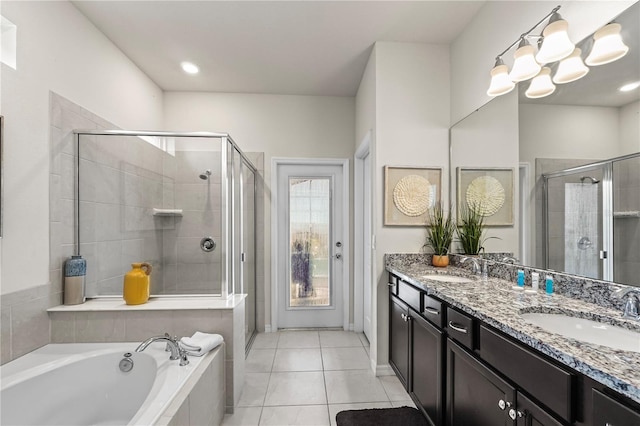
[{"x1": 222, "y1": 330, "x2": 415, "y2": 426}]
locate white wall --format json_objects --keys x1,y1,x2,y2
[
  {"x1": 620, "y1": 100, "x2": 640, "y2": 154},
  {"x1": 451, "y1": 90, "x2": 519, "y2": 255},
  {"x1": 372, "y1": 42, "x2": 450, "y2": 371},
  {"x1": 0, "y1": 1, "x2": 163, "y2": 295},
  {"x1": 451, "y1": 1, "x2": 635, "y2": 124},
  {"x1": 163, "y1": 92, "x2": 355, "y2": 330}
]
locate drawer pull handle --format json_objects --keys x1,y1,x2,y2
[
  {"x1": 448, "y1": 321, "x2": 468, "y2": 334},
  {"x1": 424, "y1": 307, "x2": 440, "y2": 315},
  {"x1": 498, "y1": 399, "x2": 506, "y2": 410},
  {"x1": 509, "y1": 409, "x2": 516, "y2": 420}
]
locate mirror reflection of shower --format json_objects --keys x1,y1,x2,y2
[
  {"x1": 580, "y1": 176, "x2": 600, "y2": 184},
  {"x1": 199, "y1": 169, "x2": 212, "y2": 180}
]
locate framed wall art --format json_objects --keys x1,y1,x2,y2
[
  {"x1": 384, "y1": 166, "x2": 442, "y2": 226},
  {"x1": 457, "y1": 167, "x2": 514, "y2": 226}
]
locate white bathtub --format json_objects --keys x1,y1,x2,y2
[{"x1": 0, "y1": 342, "x2": 223, "y2": 426}]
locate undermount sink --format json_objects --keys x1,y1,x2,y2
[
  {"x1": 520, "y1": 312, "x2": 640, "y2": 353},
  {"x1": 421, "y1": 274, "x2": 474, "y2": 283}
]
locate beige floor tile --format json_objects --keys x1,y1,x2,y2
[
  {"x1": 391, "y1": 399, "x2": 417, "y2": 409},
  {"x1": 277, "y1": 331, "x2": 320, "y2": 349},
  {"x1": 259, "y1": 405, "x2": 330, "y2": 426},
  {"x1": 264, "y1": 371, "x2": 327, "y2": 406},
  {"x1": 252, "y1": 332, "x2": 280, "y2": 349},
  {"x1": 321, "y1": 347, "x2": 370, "y2": 370},
  {"x1": 238, "y1": 373, "x2": 271, "y2": 407},
  {"x1": 328, "y1": 402, "x2": 393, "y2": 426},
  {"x1": 319, "y1": 331, "x2": 364, "y2": 348},
  {"x1": 222, "y1": 407, "x2": 262, "y2": 426},
  {"x1": 379, "y1": 375, "x2": 411, "y2": 401},
  {"x1": 246, "y1": 349, "x2": 276, "y2": 373},
  {"x1": 273, "y1": 348, "x2": 323, "y2": 372},
  {"x1": 324, "y1": 370, "x2": 389, "y2": 404}
]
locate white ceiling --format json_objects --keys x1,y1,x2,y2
[{"x1": 72, "y1": 1, "x2": 485, "y2": 96}]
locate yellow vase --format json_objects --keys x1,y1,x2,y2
[{"x1": 123, "y1": 262, "x2": 152, "y2": 305}]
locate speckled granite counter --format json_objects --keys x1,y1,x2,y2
[{"x1": 386, "y1": 255, "x2": 640, "y2": 403}]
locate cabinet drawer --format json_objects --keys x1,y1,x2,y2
[
  {"x1": 480, "y1": 325, "x2": 573, "y2": 423},
  {"x1": 422, "y1": 295, "x2": 444, "y2": 329},
  {"x1": 388, "y1": 274, "x2": 399, "y2": 295},
  {"x1": 592, "y1": 389, "x2": 640, "y2": 426},
  {"x1": 398, "y1": 280, "x2": 422, "y2": 313},
  {"x1": 446, "y1": 307, "x2": 474, "y2": 350}
]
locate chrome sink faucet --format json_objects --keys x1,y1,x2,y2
[
  {"x1": 136, "y1": 333, "x2": 190, "y2": 366},
  {"x1": 461, "y1": 256, "x2": 488, "y2": 279},
  {"x1": 612, "y1": 287, "x2": 640, "y2": 320}
]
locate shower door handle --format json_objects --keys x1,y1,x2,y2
[{"x1": 599, "y1": 250, "x2": 608, "y2": 259}]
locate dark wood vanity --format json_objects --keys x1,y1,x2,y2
[{"x1": 388, "y1": 272, "x2": 640, "y2": 426}]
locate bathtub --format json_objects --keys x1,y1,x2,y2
[{"x1": 0, "y1": 342, "x2": 225, "y2": 426}]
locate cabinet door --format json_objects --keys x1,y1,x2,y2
[
  {"x1": 390, "y1": 295, "x2": 410, "y2": 389},
  {"x1": 412, "y1": 312, "x2": 443, "y2": 426},
  {"x1": 516, "y1": 392, "x2": 563, "y2": 426},
  {"x1": 447, "y1": 339, "x2": 516, "y2": 426},
  {"x1": 592, "y1": 389, "x2": 640, "y2": 426}
]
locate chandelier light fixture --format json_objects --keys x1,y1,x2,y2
[{"x1": 486, "y1": 5, "x2": 629, "y2": 99}]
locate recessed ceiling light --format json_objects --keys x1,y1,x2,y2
[
  {"x1": 619, "y1": 81, "x2": 640, "y2": 92},
  {"x1": 181, "y1": 61, "x2": 199, "y2": 75}
]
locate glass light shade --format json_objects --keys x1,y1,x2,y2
[
  {"x1": 585, "y1": 23, "x2": 629, "y2": 66},
  {"x1": 553, "y1": 48, "x2": 589, "y2": 84},
  {"x1": 509, "y1": 43, "x2": 541, "y2": 82},
  {"x1": 536, "y1": 18, "x2": 575, "y2": 64},
  {"x1": 487, "y1": 62, "x2": 515, "y2": 97},
  {"x1": 526, "y1": 67, "x2": 556, "y2": 98}
]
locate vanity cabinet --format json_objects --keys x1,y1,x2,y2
[
  {"x1": 387, "y1": 272, "x2": 640, "y2": 426},
  {"x1": 447, "y1": 339, "x2": 516, "y2": 425},
  {"x1": 389, "y1": 295, "x2": 410, "y2": 388},
  {"x1": 411, "y1": 310, "x2": 444, "y2": 426}
]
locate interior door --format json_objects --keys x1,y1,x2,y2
[{"x1": 276, "y1": 162, "x2": 345, "y2": 329}]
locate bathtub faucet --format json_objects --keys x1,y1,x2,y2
[{"x1": 135, "y1": 333, "x2": 189, "y2": 366}]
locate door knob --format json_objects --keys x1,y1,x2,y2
[
  {"x1": 498, "y1": 400, "x2": 506, "y2": 410},
  {"x1": 336, "y1": 241, "x2": 342, "y2": 247},
  {"x1": 509, "y1": 409, "x2": 517, "y2": 420}
]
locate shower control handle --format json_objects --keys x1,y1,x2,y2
[{"x1": 200, "y1": 237, "x2": 217, "y2": 252}]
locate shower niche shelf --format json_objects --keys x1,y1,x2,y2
[
  {"x1": 152, "y1": 208, "x2": 184, "y2": 217},
  {"x1": 613, "y1": 211, "x2": 640, "y2": 219}
]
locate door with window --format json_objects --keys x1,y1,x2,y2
[{"x1": 276, "y1": 162, "x2": 345, "y2": 329}]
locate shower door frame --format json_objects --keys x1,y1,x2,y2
[{"x1": 542, "y1": 158, "x2": 618, "y2": 281}]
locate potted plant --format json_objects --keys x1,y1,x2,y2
[
  {"x1": 424, "y1": 203, "x2": 456, "y2": 267},
  {"x1": 456, "y1": 203, "x2": 492, "y2": 255}
]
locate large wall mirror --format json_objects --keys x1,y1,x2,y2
[{"x1": 451, "y1": 2, "x2": 640, "y2": 286}]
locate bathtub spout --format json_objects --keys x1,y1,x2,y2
[{"x1": 136, "y1": 333, "x2": 181, "y2": 361}]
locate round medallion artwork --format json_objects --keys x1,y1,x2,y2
[
  {"x1": 465, "y1": 175, "x2": 505, "y2": 216},
  {"x1": 393, "y1": 175, "x2": 432, "y2": 217}
]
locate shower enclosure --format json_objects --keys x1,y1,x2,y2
[
  {"x1": 543, "y1": 152, "x2": 640, "y2": 285},
  {"x1": 73, "y1": 130, "x2": 257, "y2": 348}
]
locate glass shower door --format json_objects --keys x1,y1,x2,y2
[
  {"x1": 545, "y1": 167, "x2": 605, "y2": 280},
  {"x1": 242, "y1": 161, "x2": 256, "y2": 347}
]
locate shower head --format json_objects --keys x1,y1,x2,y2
[
  {"x1": 199, "y1": 170, "x2": 211, "y2": 180},
  {"x1": 580, "y1": 176, "x2": 600, "y2": 184}
]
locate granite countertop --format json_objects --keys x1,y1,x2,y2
[{"x1": 386, "y1": 257, "x2": 640, "y2": 403}]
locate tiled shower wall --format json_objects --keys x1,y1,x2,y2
[{"x1": 79, "y1": 134, "x2": 171, "y2": 296}]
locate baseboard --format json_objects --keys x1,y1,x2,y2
[
  {"x1": 265, "y1": 325, "x2": 272, "y2": 333},
  {"x1": 375, "y1": 363, "x2": 395, "y2": 376},
  {"x1": 349, "y1": 323, "x2": 354, "y2": 331}
]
